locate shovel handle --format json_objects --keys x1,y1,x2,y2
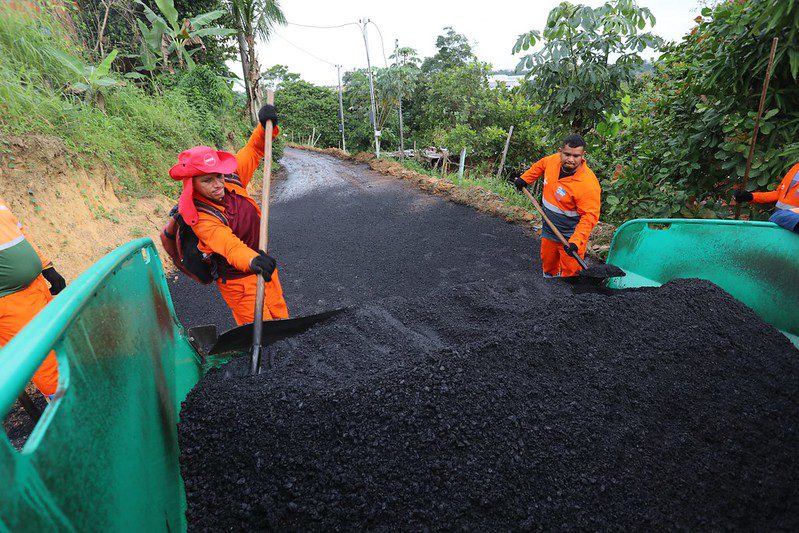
[
  {"x1": 251, "y1": 90, "x2": 275, "y2": 375},
  {"x1": 521, "y1": 187, "x2": 589, "y2": 270}
]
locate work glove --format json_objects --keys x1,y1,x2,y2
[
  {"x1": 258, "y1": 104, "x2": 279, "y2": 128},
  {"x1": 249, "y1": 250, "x2": 276, "y2": 281},
  {"x1": 513, "y1": 177, "x2": 528, "y2": 192},
  {"x1": 42, "y1": 266, "x2": 66, "y2": 295},
  {"x1": 563, "y1": 242, "x2": 579, "y2": 258},
  {"x1": 733, "y1": 190, "x2": 753, "y2": 203}
]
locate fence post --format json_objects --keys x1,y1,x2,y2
[
  {"x1": 496, "y1": 125, "x2": 514, "y2": 181},
  {"x1": 458, "y1": 148, "x2": 467, "y2": 183}
]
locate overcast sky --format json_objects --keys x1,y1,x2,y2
[{"x1": 242, "y1": 0, "x2": 704, "y2": 87}]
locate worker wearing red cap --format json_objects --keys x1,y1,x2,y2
[
  {"x1": 169, "y1": 105, "x2": 288, "y2": 325},
  {"x1": 514, "y1": 134, "x2": 601, "y2": 277},
  {"x1": 734, "y1": 162, "x2": 799, "y2": 233},
  {"x1": 0, "y1": 197, "x2": 66, "y2": 398}
]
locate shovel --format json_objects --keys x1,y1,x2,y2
[
  {"x1": 521, "y1": 187, "x2": 625, "y2": 280},
  {"x1": 202, "y1": 307, "x2": 348, "y2": 356}
]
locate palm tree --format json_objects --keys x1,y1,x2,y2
[{"x1": 227, "y1": 0, "x2": 286, "y2": 124}]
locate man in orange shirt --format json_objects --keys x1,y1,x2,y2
[
  {"x1": 514, "y1": 134, "x2": 601, "y2": 277},
  {"x1": 168, "y1": 105, "x2": 288, "y2": 325},
  {"x1": 0, "y1": 198, "x2": 66, "y2": 398},
  {"x1": 734, "y1": 162, "x2": 799, "y2": 233}
]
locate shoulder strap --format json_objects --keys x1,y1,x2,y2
[
  {"x1": 193, "y1": 199, "x2": 228, "y2": 226},
  {"x1": 224, "y1": 173, "x2": 244, "y2": 187}
]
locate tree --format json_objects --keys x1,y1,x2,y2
[
  {"x1": 421, "y1": 27, "x2": 475, "y2": 74},
  {"x1": 513, "y1": 0, "x2": 662, "y2": 134},
  {"x1": 226, "y1": 0, "x2": 286, "y2": 124},
  {"x1": 137, "y1": 0, "x2": 236, "y2": 73},
  {"x1": 261, "y1": 63, "x2": 300, "y2": 90}
]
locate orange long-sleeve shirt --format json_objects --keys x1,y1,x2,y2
[
  {"x1": 520, "y1": 153, "x2": 601, "y2": 248},
  {"x1": 752, "y1": 162, "x2": 799, "y2": 211},
  {"x1": 192, "y1": 124, "x2": 278, "y2": 274},
  {"x1": 0, "y1": 197, "x2": 52, "y2": 297}
]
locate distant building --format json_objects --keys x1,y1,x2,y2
[{"x1": 488, "y1": 74, "x2": 524, "y2": 89}]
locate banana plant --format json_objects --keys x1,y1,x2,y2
[
  {"x1": 136, "y1": 0, "x2": 237, "y2": 72},
  {"x1": 50, "y1": 48, "x2": 122, "y2": 111}
]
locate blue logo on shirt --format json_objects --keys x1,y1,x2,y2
[{"x1": 556, "y1": 186, "x2": 567, "y2": 198}]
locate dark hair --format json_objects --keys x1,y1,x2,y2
[{"x1": 562, "y1": 134, "x2": 586, "y2": 149}]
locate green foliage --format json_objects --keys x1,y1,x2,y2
[
  {"x1": 421, "y1": 27, "x2": 475, "y2": 74},
  {"x1": 49, "y1": 48, "x2": 122, "y2": 110},
  {"x1": 136, "y1": 0, "x2": 236, "y2": 71},
  {"x1": 274, "y1": 73, "x2": 340, "y2": 148},
  {"x1": 591, "y1": 0, "x2": 799, "y2": 222},
  {"x1": 513, "y1": 0, "x2": 662, "y2": 133},
  {"x1": 0, "y1": 7, "x2": 249, "y2": 197}
]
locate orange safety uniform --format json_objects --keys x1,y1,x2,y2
[
  {"x1": 190, "y1": 124, "x2": 289, "y2": 324},
  {"x1": 0, "y1": 198, "x2": 59, "y2": 396},
  {"x1": 520, "y1": 153, "x2": 601, "y2": 277},
  {"x1": 752, "y1": 162, "x2": 799, "y2": 233}
]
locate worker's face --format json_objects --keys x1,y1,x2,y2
[
  {"x1": 560, "y1": 145, "x2": 585, "y2": 172},
  {"x1": 193, "y1": 173, "x2": 225, "y2": 203}
]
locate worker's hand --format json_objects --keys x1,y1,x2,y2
[
  {"x1": 42, "y1": 266, "x2": 66, "y2": 295},
  {"x1": 733, "y1": 190, "x2": 753, "y2": 204},
  {"x1": 258, "y1": 105, "x2": 278, "y2": 128},
  {"x1": 513, "y1": 177, "x2": 528, "y2": 191},
  {"x1": 563, "y1": 242, "x2": 579, "y2": 258},
  {"x1": 250, "y1": 251, "x2": 276, "y2": 281}
]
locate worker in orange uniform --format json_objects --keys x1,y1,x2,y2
[
  {"x1": 734, "y1": 162, "x2": 799, "y2": 233},
  {"x1": 0, "y1": 198, "x2": 66, "y2": 399},
  {"x1": 514, "y1": 134, "x2": 601, "y2": 277},
  {"x1": 169, "y1": 105, "x2": 289, "y2": 325}
]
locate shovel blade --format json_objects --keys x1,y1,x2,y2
[
  {"x1": 578, "y1": 263, "x2": 626, "y2": 280},
  {"x1": 208, "y1": 307, "x2": 349, "y2": 355}
]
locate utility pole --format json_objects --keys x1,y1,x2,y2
[
  {"x1": 336, "y1": 64, "x2": 346, "y2": 152},
  {"x1": 359, "y1": 18, "x2": 380, "y2": 158},
  {"x1": 395, "y1": 39, "x2": 405, "y2": 159}
]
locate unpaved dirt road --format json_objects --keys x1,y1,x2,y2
[{"x1": 168, "y1": 147, "x2": 563, "y2": 329}]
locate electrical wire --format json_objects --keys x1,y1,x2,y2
[
  {"x1": 273, "y1": 31, "x2": 337, "y2": 67},
  {"x1": 368, "y1": 20, "x2": 389, "y2": 67},
  {"x1": 286, "y1": 20, "x2": 359, "y2": 30}
]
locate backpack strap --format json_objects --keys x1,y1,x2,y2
[
  {"x1": 193, "y1": 199, "x2": 228, "y2": 226},
  {"x1": 224, "y1": 174, "x2": 244, "y2": 188}
]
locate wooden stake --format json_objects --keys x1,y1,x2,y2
[
  {"x1": 496, "y1": 125, "x2": 514, "y2": 181},
  {"x1": 735, "y1": 37, "x2": 778, "y2": 220}
]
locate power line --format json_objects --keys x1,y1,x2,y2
[
  {"x1": 273, "y1": 31, "x2": 337, "y2": 67},
  {"x1": 286, "y1": 20, "x2": 359, "y2": 30},
  {"x1": 368, "y1": 20, "x2": 389, "y2": 68}
]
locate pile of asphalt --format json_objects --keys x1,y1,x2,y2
[{"x1": 179, "y1": 278, "x2": 799, "y2": 531}]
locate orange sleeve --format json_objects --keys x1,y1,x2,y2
[
  {"x1": 520, "y1": 155, "x2": 550, "y2": 185},
  {"x1": 234, "y1": 124, "x2": 280, "y2": 187},
  {"x1": 568, "y1": 181, "x2": 601, "y2": 249},
  {"x1": 192, "y1": 213, "x2": 258, "y2": 274},
  {"x1": 752, "y1": 163, "x2": 799, "y2": 204}
]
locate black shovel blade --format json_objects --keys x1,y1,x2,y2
[
  {"x1": 578, "y1": 263, "x2": 626, "y2": 280},
  {"x1": 208, "y1": 307, "x2": 349, "y2": 355}
]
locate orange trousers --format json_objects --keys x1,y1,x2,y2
[
  {"x1": 0, "y1": 276, "x2": 59, "y2": 396},
  {"x1": 540, "y1": 237, "x2": 586, "y2": 277},
  {"x1": 217, "y1": 270, "x2": 289, "y2": 325}
]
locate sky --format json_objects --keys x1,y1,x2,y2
[{"x1": 241, "y1": 0, "x2": 705, "y2": 87}]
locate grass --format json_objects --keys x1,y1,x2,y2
[{"x1": 0, "y1": 7, "x2": 251, "y2": 198}]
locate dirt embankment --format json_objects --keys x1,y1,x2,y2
[
  {"x1": 288, "y1": 144, "x2": 616, "y2": 258},
  {"x1": 0, "y1": 135, "x2": 173, "y2": 281}
]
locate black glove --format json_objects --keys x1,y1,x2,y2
[
  {"x1": 42, "y1": 266, "x2": 66, "y2": 295},
  {"x1": 513, "y1": 177, "x2": 528, "y2": 191},
  {"x1": 733, "y1": 190, "x2": 753, "y2": 203},
  {"x1": 249, "y1": 251, "x2": 276, "y2": 281},
  {"x1": 563, "y1": 242, "x2": 579, "y2": 257},
  {"x1": 258, "y1": 104, "x2": 278, "y2": 128}
]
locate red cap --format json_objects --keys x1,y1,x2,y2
[
  {"x1": 169, "y1": 146, "x2": 237, "y2": 179},
  {"x1": 169, "y1": 146, "x2": 237, "y2": 226}
]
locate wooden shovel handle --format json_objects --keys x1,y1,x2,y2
[{"x1": 521, "y1": 187, "x2": 589, "y2": 270}]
